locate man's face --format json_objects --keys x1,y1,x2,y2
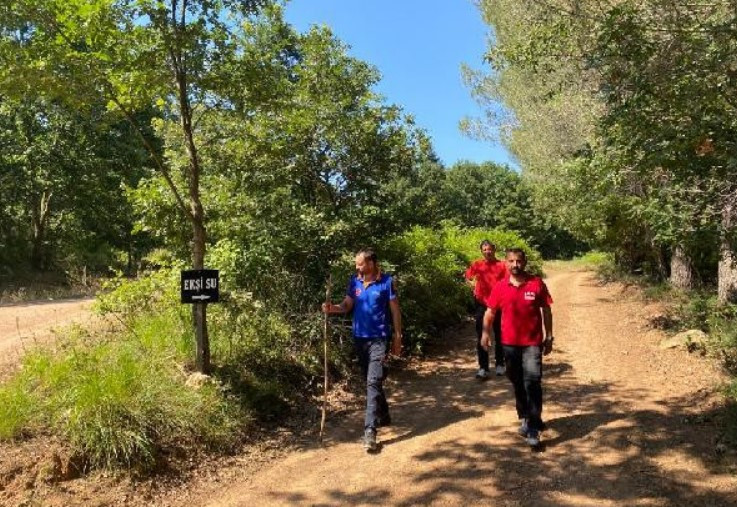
[
  {"x1": 506, "y1": 252, "x2": 527, "y2": 275},
  {"x1": 481, "y1": 244, "x2": 496, "y2": 261},
  {"x1": 355, "y1": 255, "x2": 374, "y2": 276}
]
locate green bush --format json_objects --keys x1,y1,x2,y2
[
  {"x1": 443, "y1": 225, "x2": 543, "y2": 274},
  {"x1": 0, "y1": 318, "x2": 239, "y2": 470},
  {"x1": 376, "y1": 224, "x2": 541, "y2": 351}
]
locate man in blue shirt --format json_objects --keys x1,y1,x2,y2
[{"x1": 323, "y1": 248, "x2": 403, "y2": 452}]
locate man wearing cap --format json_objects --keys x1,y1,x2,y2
[
  {"x1": 323, "y1": 248, "x2": 402, "y2": 452},
  {"x1": 482, "y1": 248, "x2": 553, "y2": 448},
  {"x1": 465, "y1": 240, "x2": 508, "y2": 379}
]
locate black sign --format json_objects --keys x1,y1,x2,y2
[{"x1": 181, "y1": 269, "x2": 220, "y2": 304}]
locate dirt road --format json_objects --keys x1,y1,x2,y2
[
  {"x1": 205, "y1": 267, "x2": 737, "y2": 506},
  {"x1": 0, "y1": 297, "x2": 93, "y2": 364}
]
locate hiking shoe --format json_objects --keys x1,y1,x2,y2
[
  {"x1": 377, "y1": 414, "x2": 392, "y2": 427},
  {"x1": 495, "y1": 365, "x2": 506, "y2": 376},
  {"x1": 363, "y1": 429, "x2": 378, "y2": 452},
  {"x1": 527, "y1": 429, "x2": 540, "y2": 447},
  {"x1": 475, "y1": 368, "x2": 489, "y2": 380},
  {"x1": 518, "y1": 418, "x2": 529, "y2": 437}
]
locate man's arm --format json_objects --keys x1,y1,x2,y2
[
  {"x1": 541, "y1": 306, "x2": 553, "y2": 355},
  {"x1": 464, "y1": 265, "x2": 476, "y2": 289},
  {"x1": 480, "y1": 306, "x2": 497, "y2": 350},
  {"x1": 389, "y1": 299, "x2": 402, "y2": 356},
  {"x1": 322, "y1": 296, "x2": 354, "y2": 314}
]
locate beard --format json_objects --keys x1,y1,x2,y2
[{"x1": 510, "y1": 266, "x2": 522, "y2": 275}]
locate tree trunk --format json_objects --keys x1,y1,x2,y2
[
  {"x1": 30, "y1": 191, "x2": 52, "y2": 270},
  {"x1": 175, "y1": 47, "x2": 210, "y2": 373},
  {"x1": 718, "y1": 200, "x2": 737, "y2": 304},
  {"x1": 670, "y1": 244, "x2": 694, "y2": 290}
]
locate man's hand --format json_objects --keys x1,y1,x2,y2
[
  {"x1": 390, "y1": 331, "x2": 402, "y2": 356},
  {"x1": 542, "y1": 336, "x2": 554, "y2": 356},
  {"x1": 322, "y1": 302, "x2": 339, "y2": 314},
  {"x1": 480, "y1": 331, "x2": 492, "y2": 351}
]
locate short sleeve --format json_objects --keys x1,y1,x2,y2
[
  {"x1": 539, "y1": 281, "x2": 553, "y2": 306},
  {"x1": 387, "y1": 276, "x2": 397, "y2": 300},
  {"x1": 345, "y1": 275, "x2": 356, "y2": 299},
  {"x1": 486, "y1": 281, "x2": 502, "y2": 309},
  {"x1": 464, "y1": 262, "x2": 478, "y2": 280}
]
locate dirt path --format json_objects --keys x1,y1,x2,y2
[
  {"x1": 0, "y1": 298, "x2": 94, "y2": 365},
  {"x1": 205, "y1": 267, "x2": 737, "y2": 506}
]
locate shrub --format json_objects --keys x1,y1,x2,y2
[
  {"x1": 0, "y1": 319, "x2": 239, "y2": 470},
  {"x1": 376, "y1": 224, "x2": 541, "y2": 351}
]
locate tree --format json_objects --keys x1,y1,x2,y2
[
  {"x1": 1, "y1": 0, "x2": 267, "y2": 372},
  {"x1": 0, "y1": 96, "x2": 149, "y2": 273},
  {"x1": 470, "y1": 0, "x2": 737, "y2": 296}
]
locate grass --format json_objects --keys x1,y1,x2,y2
[
  {"x1": 0, "y1": 309, "x2": 241, "y2": 470},
  {"x1": 546, "y1": 251, "x2": 616, "y2": 276}
]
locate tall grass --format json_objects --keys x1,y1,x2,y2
[{"x1": 0, "y1": 310, "x2": 239, "y2": 470}]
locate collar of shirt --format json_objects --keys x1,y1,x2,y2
[
  {"x1": 506, "y1": 273, "x2": 531, "y2": 287},
  {"x1": 357, "y1": 270, "x2": 383, "y2": 288}
]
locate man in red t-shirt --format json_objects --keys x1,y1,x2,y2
[
  {"x1": 465, "y1": 240, "x2": 508, "y2": 380},
  {"x1": 481, "y1": 248, "x2": 553, "y2": 448}
]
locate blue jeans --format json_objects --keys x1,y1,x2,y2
[
  {"x1": 503, "y1": 345, "x2": 543, "y2": 431},
  {"x1": 353, "y1": 338, "x2": 390, "y2": 430}
]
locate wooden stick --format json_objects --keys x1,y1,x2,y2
[{"x1": 319, "y1": 275, "x2": 332, "y2": 442}]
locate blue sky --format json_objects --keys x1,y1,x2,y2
[{"x1": 284, "y1": 0, "x2": 514, "y2": 168}]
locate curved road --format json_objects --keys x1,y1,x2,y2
[{"x1": 0, "y1": 298, "x2": 94, "y2": 365}]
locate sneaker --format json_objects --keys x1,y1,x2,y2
[
  {"x1": 475, "y1": 368, "x2": 489, "y2": 380},
  {"x1": 518, "y1": 418, "x2": 529, "y2": 437},
  {"x1": 495, "y1": 365, "x2": 506, "y2": 376},
  {"x1": 363, "y1": 429, "x2": 378, "y2": 452},
  {"x1": 527, "y1": 429, "x2": 540, "y2": 447},
  {"x1": 377, "y1": 414, "x2": 392, "y2": 427}
]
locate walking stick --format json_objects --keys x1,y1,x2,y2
[{"x1": 319, "y1": 275, "x2": 332, "y2": 442}]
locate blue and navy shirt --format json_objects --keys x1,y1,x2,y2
[{"x1": 346, "y1": 272, "x2": 397, "y2": 339}]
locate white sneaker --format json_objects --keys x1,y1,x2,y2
[
  {"x1": 475, "y1": 368, "x2": 489, "y2": 380},
  {"x1": 495, "y1": 365, "x2": 506, "y2": 376}
]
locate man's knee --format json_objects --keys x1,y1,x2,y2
[{"x1": 522, "y1": 347, "x2": 542, "y2": 380}]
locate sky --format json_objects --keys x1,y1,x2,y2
[{"x1": 284, "y1": 0, "x2": 515, "y2": 168}]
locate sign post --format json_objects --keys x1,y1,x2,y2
[
  {"x1": 181, "y1": 269, "x2": 220, "y2": 304},
  {"x1": 181, "y1": 270, "x2": 219, "y2": 374}
]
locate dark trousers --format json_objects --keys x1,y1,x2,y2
[
  {"x1": 503, "y1": 345, "x2": 543, "y2": 431},
  {"x1": 475, "y1": 302, "x2": 504, "y2": 370},
  {"x1": 353, "y1": 338, "x2": 390, "y2": 430}
]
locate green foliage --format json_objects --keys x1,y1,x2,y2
[
  {"x1": 380, "y1": 224, "x2": 541, "y2": 349},
  {"x1": 439, "y1": 161, "x2": 585, "y2": 259},
  {"x1": 0, "y1": 97, "x2": 150, "y2": 274},
  {"x1": 0, "y1": 375, "x2": 38, "y2": 440},
  {"x1": 0, "y1": 319, "x2": 238, "y2": 470},
  {"x1": 443, "y1": 225, "x2": 542, "y2": 274},
  {"x1": 470, "y1": 0, "x2": 737, "y2": 288},
  {"x1": 570, "y1": 251, "x2": 615, "y2": 270},
  {"x1": 381, "y1": 227, "x2": 470, "y2": 349}
]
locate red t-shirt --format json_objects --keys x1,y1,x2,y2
[
  {"x1": 486, "y1": 275, "x2": 553, "y2": 346},
  {"x1": 465, "y1": 259, "x2": 508, "y2": 304}
]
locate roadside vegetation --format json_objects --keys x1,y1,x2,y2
[
  {"x1": 0, "y1": 225, "x2": 540, "y2": 471},
  {"x1": 0, "y1": 1, "x2": 567, "y2": 475},
  {"x1": 470, "y1": 1, "x2": 737, "y2": 409}
]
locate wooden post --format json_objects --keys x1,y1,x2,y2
[
  {"x1": 319, "y1": 275, "x2": 332, "y2": 442},
  {"x1": 194, "y1": 302, "x2": 210, "y2": 374}
]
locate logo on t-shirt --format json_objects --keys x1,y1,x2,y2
[
  {"x1": 524, "y1": 291, "x2": 536, "y2": 301},
  {"x1": 355, "y1": 288, "x2": 362, "y2": 297}
]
